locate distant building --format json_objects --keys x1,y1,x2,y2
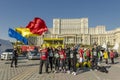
[
  {"x1": 53, "y1": 18, "x2": 88, "y2": 34},
  {"x1": 28, "y1": 18, "x2": 120, "y2": 47}
]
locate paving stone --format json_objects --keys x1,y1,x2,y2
[{"x1": 0, "y1": 58, "x2": 120, "y2": 80}]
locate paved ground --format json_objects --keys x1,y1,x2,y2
[{"x1": 0, "y1": 57, "x2": 120, "y2": 80}]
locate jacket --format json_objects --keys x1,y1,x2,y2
[{"x1": 40, "y1": 48, "x2": 48, "y2": 60}]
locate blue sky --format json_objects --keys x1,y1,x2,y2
[{"x1": 0, "y1": 0, "x2": 120, "y2": 41}]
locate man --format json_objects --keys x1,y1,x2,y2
[
  {"x1": 70, "y1": 46, "x2": 78, "y2": 75},
  {"x1": 39, "y1": 46, "x2": 49, "y2": 74},
  {"x1": 91, "y1": 44, "x2": 99, "y2": 70},
  {"x1": 54, "y1": 48, "x2": 60, "y2": 73},
  {"x1": 64, "y1": 45, "x2": 71, "y2": 73},
  {"x1": 48, "y1": 47, "x2": 54, "y2": 72},
  {"x1": 11, "y1": 48, "x2": 18, "y2": 68}
]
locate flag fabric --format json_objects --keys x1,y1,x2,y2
[
  {"x1": 8, "y1": 17, "x2": 47, "y2": 45},
  {"x1": 8, "y1": 28, "x2": 28, "y2": 45},
  {"x1": 26, "y1": 17, "x2": 48, "y2": 35},
  {"x1": 15, "y1": 27, "x2": 39, "y2": 38}
]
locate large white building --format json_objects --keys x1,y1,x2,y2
[
  {"x1": 28, "y1": 18, "x2": 120, "y2": 48},
  {"x1": 53, "y1": 18, "x2": 88, "y2": 34}
]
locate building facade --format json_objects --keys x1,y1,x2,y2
[
  {"x1": 28, "y1": 18, "x2": 120, "y2": 47},
  {"x1": 53, "y1": 18, "x2": 88, "y2": 34}
]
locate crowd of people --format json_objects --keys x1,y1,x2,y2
[{"x1": 38, "y1": 44, "x2": 116, "y2": 75}]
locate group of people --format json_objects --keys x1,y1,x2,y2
[
  {"x1": 10, "y1": 44, "x2": 116, "y2": 75},
  {"x1": 39, "y1": 44, "x2": 116, "y2": 75}
]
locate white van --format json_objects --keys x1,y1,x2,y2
[
  {"x1": 1, "y1": 49, "x2": 13, "y2": 60},
  {"x1": 0, "y1": 39, "x2": 13, "y2": 60}
]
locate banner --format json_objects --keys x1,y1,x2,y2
[{"x1": 8, "y1": 28, "x2": 28, "y2": 45}]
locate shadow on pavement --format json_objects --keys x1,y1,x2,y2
[
  {"x1": 5, "y1": 61, "x2": 27, "y2": 64},
  {"x1": 18, "y1": 63, "x2": 40, "y2": 67},
  {"x1": 76, "y1": 67, "x2": 90, "y2": 75}
]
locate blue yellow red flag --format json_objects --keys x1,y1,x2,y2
[{"x1": 8, "y1": 28, "x2": 28, "y2": 45}]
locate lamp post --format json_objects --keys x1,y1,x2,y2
[
  {"x1": 81, "y1": 37, "x2": 83, "y2": 45},
  {"x1": 0, "y1": 43, "x2": 1, "y2": 54},
  {"x1": 76, "y1": 34, "x2": 77, "y2": 45},
  {"x1": 113, "y1": 39, "x2": 116, "y2": 45},
  {"x1": 107, "y1": 41, "x2": 110, "y2": 49}
]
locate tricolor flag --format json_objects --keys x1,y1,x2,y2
[
  {"x1": 8, "y1": 28, "x2": 28, "y2": 45},
  {"x1": 26, "y1": 17, "x2": 48, "y2": 35}
]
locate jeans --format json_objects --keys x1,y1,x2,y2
[
  {"x1": 39, "y1": 60, "x2": 48, "y2": 74},
  {"x1": 11, "y1": 57, "x2": 17, "y2": 67}
]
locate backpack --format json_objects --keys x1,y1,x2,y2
[
  {"x1": 54, "y1": 53, "x2": 59, "y2": 58},
  {"x1": 49, "y1": 50, "x2": 53, "y2": 57}
]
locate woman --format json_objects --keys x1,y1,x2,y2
[
  {"x1": 58, "y1": 46, "x2": 66, "y2": 73},
  {"x1": 103, "y1": 50, "x2": 109, "y2": 64},
  {"x1": 78, "y1": 47, "x2": 84, "y2": 67},
  {"x1": 110, "y1": 50, "x2": 115, "y2": 64}
]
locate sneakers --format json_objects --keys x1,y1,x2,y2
[
  {"x1": 95, "y1": 69, "x2": 98, "y2": 71},
  {"x1": 39, "y1": 72, "x2": 42, "y2": 74},
  {"x1": 63, "y1": 70, "x2": 66, "y2": 73},
  {"x1": 67, "y1": 70, "x2": 70, "y2": 74},
  {"x1": 90, "y1": 69, "x2": 93, "y2": 71},
  {"x1": 50, "y1": 70, "x2": 54, "y2": 73},
  {"x1": 11, "y1": 65, "x2": 18, "y2": 68},
  {"x1": 46, "y1": 72, "x2": 49, "y2": 74},
  {"x1": 74, "y1": 72, "x2": 77, "y2": 75},
  {"x1": 72, "y1": 72, "x2": 77, "y2": 75},
  {"x1": 15, "y1": 66, "x2": 17, "y2": 68},
  {"x1": 54, "y1": 70, "x2": 57, "y2": 73}
]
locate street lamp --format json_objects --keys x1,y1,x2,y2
[
  {"x1": 81, "y1": 38, "x2": 83, "y2": 45},
  {"x1": 107, "y1": 41, "x2": 110, "y2": 48}
]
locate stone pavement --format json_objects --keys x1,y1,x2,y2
[{"x1": 0, "y1": 57, "x2": 120, "y2": 80}]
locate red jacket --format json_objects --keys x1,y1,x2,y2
[
  {"x1": 59, "y1": 50, "x2": 66, "y2": 60},
  {"x1": 79, "y1": 49, "x2": 84, "y2": 58},
  {"x1": 110, "y1": 52, "x2": 115, "y2": 58},
  {"x1": 86, "y1": 50, "x2": 91, "y2": 57},
  {"x1": 40, "y1": 48, "x2": 48, "y2": 60}
]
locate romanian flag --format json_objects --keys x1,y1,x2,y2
[
  {"x1": 8, "y1": 17, "x2": 47, "y2": 45},
  {"x1": 8, "y1": 28, "x2": 28, "y2": 45},
  {"x1": 15, "y1": 27, "x2": 39, "y2": 38},
  {"x1": 26, "y1": 17, "x2": 48, "y2": 35}
]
